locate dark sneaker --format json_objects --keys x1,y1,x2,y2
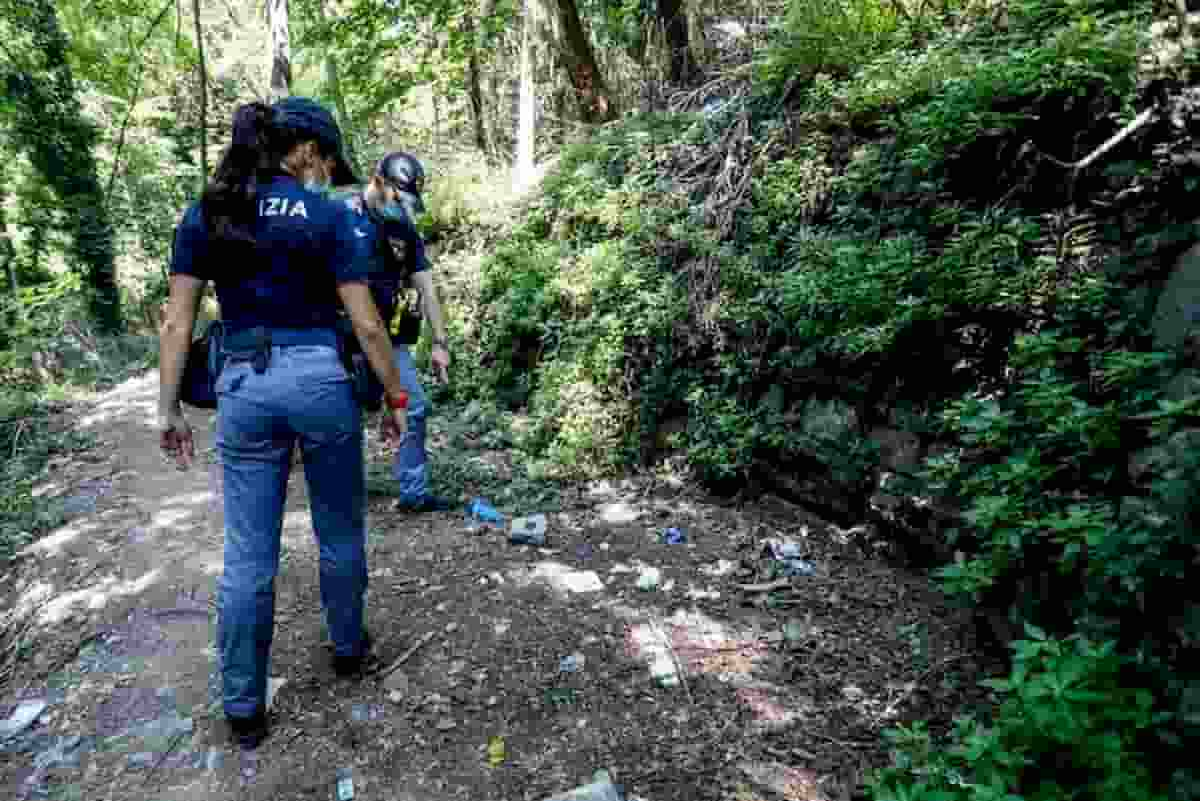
[
  {"x1": 332, "y1": 629, "x2": 375, "y2": 678},
  {"x1": 228, "y1": 711, "x2": 268, "y2": 750},
  {"x1": 393, "y1": 494, "x2": 454, "y2": 513}
]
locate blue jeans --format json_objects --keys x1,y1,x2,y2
[
  {"x1": 215, "y1": 345, "x2": 367, "y2": 720},
  {"x1": 391, "y1": 345, "x2": 430, "y2": 500}
]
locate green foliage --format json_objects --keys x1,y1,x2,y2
[
  {"x1": 871, "y1": 632, "x2": 1169, "y2": 801},
  {"x1": 759, "y1": 0, "x2": 908, "y2": 90},
  {"x1": 0, "y1": 394, "x2": 96, "y2": 562},
  {"x1": 0, "y1": 0, "x2": 123, "y2": 331}
]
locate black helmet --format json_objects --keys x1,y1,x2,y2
[{"x1": 377, "y1": 152, "x2": 426, "y2": 214}]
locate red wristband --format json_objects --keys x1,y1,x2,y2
[{"x1": 386, "y1": 392, "x2": 409, "y2": 410}]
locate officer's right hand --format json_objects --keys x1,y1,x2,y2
[{"x1": 381, "y1": 406, "x2": 408, "y2": 443}]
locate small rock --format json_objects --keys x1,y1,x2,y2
[
  {"x1": 435, "y1": 602, "x2": 448, "y2": 613},
  {"x1": 445, "y1": 622, "x2": 459, "y2": 634},
  {"x1": 485, "y1": 695, "x2": 499, "y2": 707},
  {"x1": 436, "y1": 718, "x2": 457, "y2": 731},
  {"x1": 387, "y1": 690, "x2": 404, "y2": 704}
]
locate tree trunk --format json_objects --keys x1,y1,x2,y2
[
  {"x1": 192, "y1": 0, "x2": 209, "y2": 184},
  {"x1": 267, "y1": 0, "x2": 292, "y2": 101},
  {"x1": 0, "y1": 165, "x2": 21, "y2": 325},
  {"x1": 514, "y1": 0, "x2": 538, "y2": 188},
  {"x1": 463, "y1": 13, "x2": 489, "y2": 156},
  {"x1": 656, "y1": 0, "x2": 696, "y2": 84},
  {"x1": 316, "y1": 0, "x2": 358, "y2": 175},
  {"x1": 549, "y1": 0, "x2": 616, "y2": 123},
  {"x1": 1, "y1": 0, "x2": 121, "y2": 331}
]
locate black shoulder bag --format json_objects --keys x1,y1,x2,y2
[{"x1": 179, "y1": 320, "x2": 226, "y2": 410}]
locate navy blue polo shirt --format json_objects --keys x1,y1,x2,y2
[
  {"x1": 334, "y1": 191, "x2": 429, "y2": 320},
  {"x1": 170, "y1": 174, "x2": 373, "y2": 333}
]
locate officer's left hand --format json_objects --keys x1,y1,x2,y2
[{"x1": 431, "y1": 344, "x2": 451, "y2": 385}]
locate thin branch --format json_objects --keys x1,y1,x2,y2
[
  {"x1": 105, "y1": 0, "x2": 176, "y2": 201},
  {"x1": 377, "y1": 630, "x2": 437, "y2": 678},
  {"x1": 192, "y1": 0, "x2": 209, "y2": 185},
  {"x1": 651, "y1": 618, "x2": 694, "y2": 706},
  {"x1": 1040, "y1": 107, "x2": 1157, "y2": 172}
]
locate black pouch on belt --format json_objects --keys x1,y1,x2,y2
[{"x1": 335, "y1": 316, "x2": 385, "y2": 412}]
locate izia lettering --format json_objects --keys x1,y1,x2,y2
[{"x1": 258, "y1": 196, "x2": 309, "y2": 219}]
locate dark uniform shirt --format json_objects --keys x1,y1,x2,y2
[
  {"x1": 337, "y1": 191, "x2": 429, "y2": 326},
  {"x1": 170, "y1": 174, "x2": 373, "y2": 334}
]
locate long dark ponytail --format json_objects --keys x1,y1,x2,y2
[{"x1": 201, "y1": 102, "x2": 296, "y2": 246}]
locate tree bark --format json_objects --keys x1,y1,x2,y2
[
  {"x1": 316, "y1": 0, "x2": 358, "y2": 173},
  {"x1": 463, "y1": 12, "x2": 489, "y2": 156},
  {"x1": 1, "y1": 0, "x2": 122, "y2": 331},
  {"x1": 549, "y1": 0, "x2": 616, "y2": 123},
  {"x1": 514, "y1": 0, "x2": 538, "y2": 187},
  {"x1": 0, "y1": 163, "x2": 21, "y2": 325},
  {"x1": 656, "y1": 0, "x2": 696, "y2": 84},
  {"x1": 192, "y1": 0, "x2": 209, "y2": 184},
  {"x1": 267, "y1": 0, "x2": 292, "y2": 101}
]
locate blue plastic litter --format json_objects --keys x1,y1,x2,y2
[
  {"x1": 661, "y1": 527, "x2": 687, "y2": 545},
  {"x1": 467, "y1": 498, "x2": 503, "y2": 524}
]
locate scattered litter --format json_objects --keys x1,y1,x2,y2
[
  {"x1": 266, "y1": 677, "x2": 287, "y2": 712},
  {"x1": 764, "y1": 540, "x2": 816, "y2": 577},
  {"x1": 636, "y1": 567, "x2": 662, "y2": 592},
  {"x1": 599, "y1": 542, "x2": 611, "y2": 551},
  {"x1": 510, "y1": 513, "x2": 548, "y2": 546},
  {"x1": 350, "y1": 703, "x2": 386, "y2": 722},
  {"x1": 467, "y1": 498, "x2": 503, "y2": 524},
  {"x1": 596, "y1": 501, "x2": 641, "y2": 525},
  {"x1": 541, "y1": 768, "x2": 625, "y2": 801},
  {"x1": 0, "y1": 700, "x2": 47, "y2": 741},
  {"x1": 559, "y1": 652, "x2": 585, "y2": 673},
  {"x1": 336, "y1": 766, "x2": 355, "y2": 800},
  {"x1": 531, "y1": 565, "x2": 605, "y2": 595},
  {"x1": 487, "y1": 735, "x2": 506, "y2": 767},
  {"x1": 660, "y1": 527, "x2": 687, "y2": 545},
  {"x1": 545, "y1": 688, "x2": 577, "y2": 706},
  {"x1": 436, "y1": 717, "x2": 457, "y2": 731}
]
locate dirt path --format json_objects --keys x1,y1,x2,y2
[{"x1": 0, "y1": 372, "x2": 991, "y2": 801}]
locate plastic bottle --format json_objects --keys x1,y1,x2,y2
[
  {"x1": 510, "y1": 513, "x2": 548, "y2": 545},
  {"x1": 467, "y1": 498, "x2": 503, "y2": 524},
  {"x1": 334, "y1": 767, "x2": 354, "y2": 801}
]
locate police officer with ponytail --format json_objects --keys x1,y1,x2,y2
[{"x1": 158, "y1": 98, "x2": 409, "y2": 749}]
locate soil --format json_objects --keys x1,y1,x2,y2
[{"x1": 0, "y1": 372, "x2": 996, "y2": 801}]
